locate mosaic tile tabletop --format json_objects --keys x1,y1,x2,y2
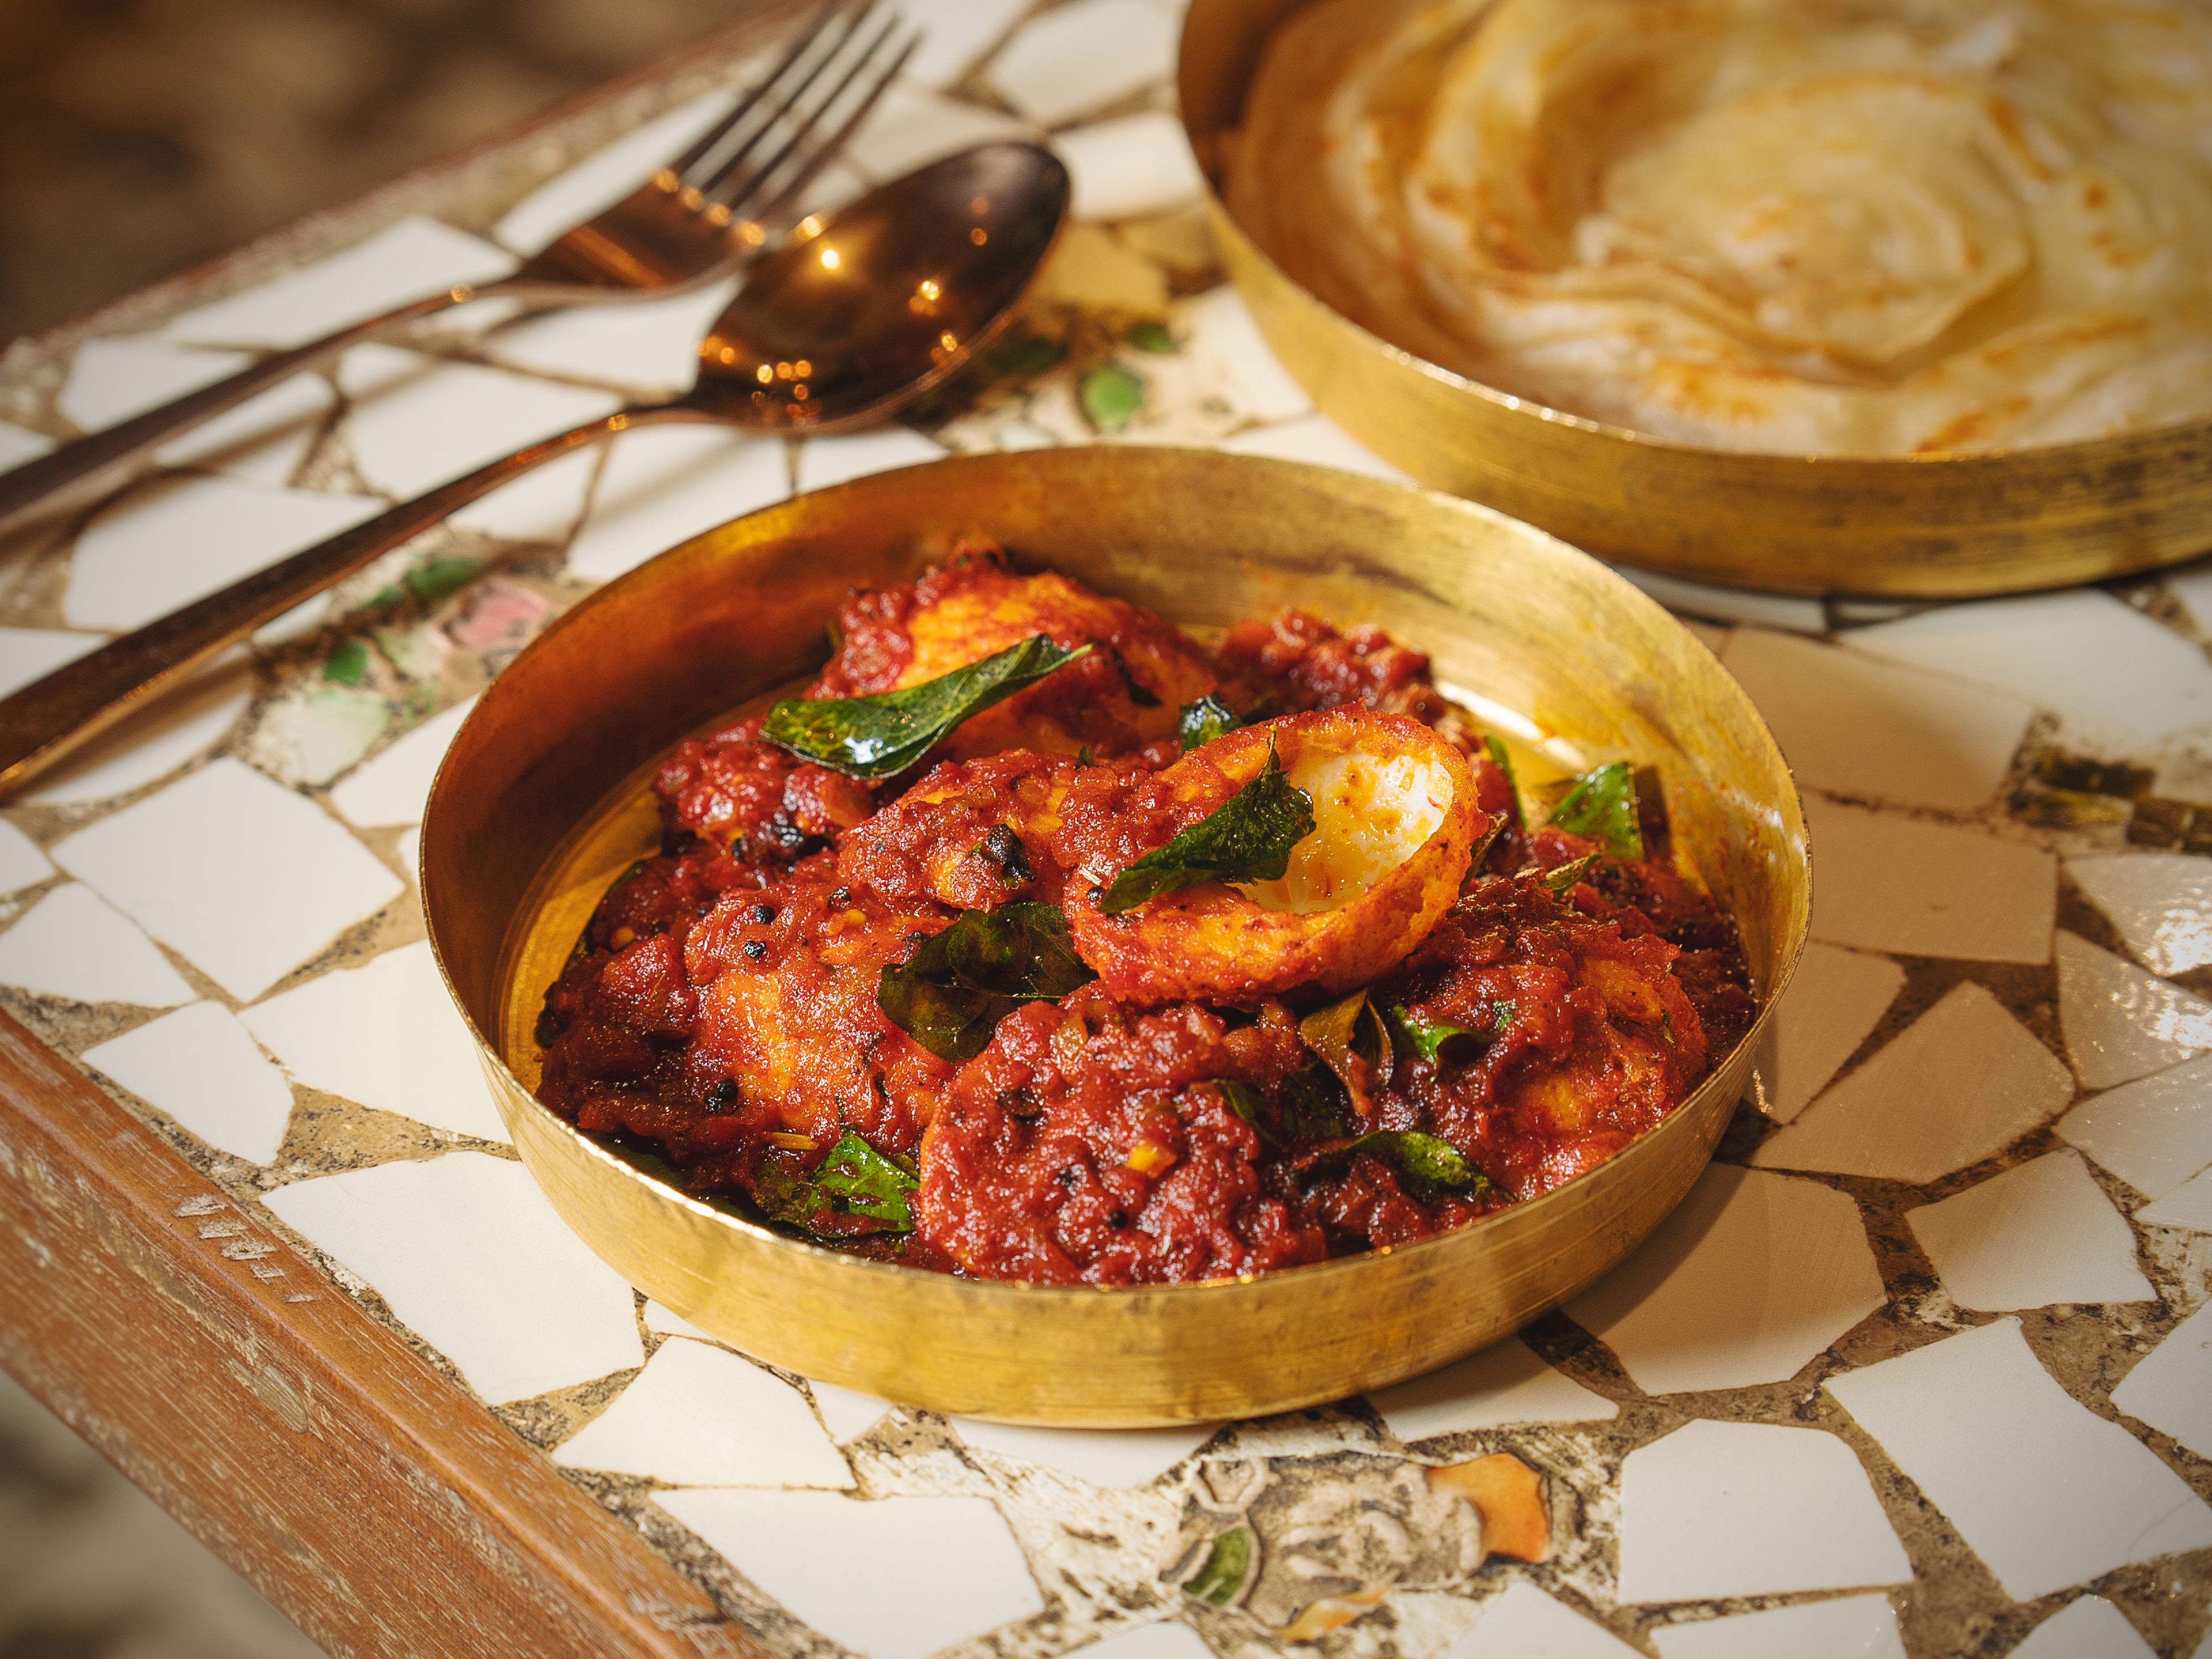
[{"x1": 3, "y1": 3, "x2": 2211, "y2": 1656}]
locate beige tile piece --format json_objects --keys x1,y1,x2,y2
[
  {"x1": 950, "y1": 1416, "x2": 1218, "y2": 1488},
  {"x1": 81, "y1": 1002, "x2": 295, "y2": 1165},
  {"x1": 565, "y1": 424, "x2": 789, "y2": 583},
  {"x1": 985, "y1": 0, "x2": 1180, "y2": 126},
  {"x1": 1824, "y1": 1317, "x2": 2212, "y2": 1601},
  {"x1": 2056, "y1": 929, "x2": 2212, "y2": 1089},
  {"x1": 2008, "y1": 1596, "x2": 2155, "y2": 1659},
  {"x1": 1907, "y1": 1150, "x2": 2153, "y2": 1310},
  {"x1": 2137, "y1": 1166, "x2": 2212, "y2": 1231},
  {"x1": 59, "y1": 338, "x2": 249, "y2": 429},
  {"x1": 1446, "y1": 1583, "x2": 1638, "y2": 1659},
  {"x1": 1751, "y1": 941, "x2": 1905, "y2": 1122},
  {"x1": 642, "y1": 1300, "x2": 716, "y2": 1342},
  {"x1": 1566, "y1": 1165, "x2": 1885, "y2": 1395},
  {"x1": 1077, "y1": 1626, "x2": 1218, "y2": 1659},
  {"x1": 1613, "y1": 567, "x2": 1825, "y2": 634},
  {"x1": 0, "y1": 821, "x2": 52, "y2": 895},
  {"x1": 2058, "y1": 1054, "x2": 2212, "y2": 1202},
  {"x1": 493, "y1": 86, "x2": 743, "y2": 256},
  {"x1": 2069, "y1": 852, "x2": 2212, "y2": 975},
  {"x1": 1174, "y1": 284, "x2": 1312, "y2": 425},
  {"x1": 794, "y1": 427, "x2": 945, "y2": 493},
  {"x1": 1802, "y1": 796, "x2": 2055, "y2": 963},
  {"x1": 0, "y1": 884, "x2": 194, "y2": 1008},
  {"x1": 20, "y1": 654, "x2": 256, "y2": 808},
  {"x1": 904, "y1": 0, "x2": 1032, "y2": 88},
  {"x1": 1720, "y1": 629, "x2": 2032, "y2": 811},
  {"x1": 1752, "y1": 982, "x2": 2074, "y2": 1183},
  {"x1": 484, "y1": 278, "x2": 738, "y2": 397},
  {"x1": 0, "y1": 420, "x2": 53, "y2": 469},
  {"x1": 1365, "y1": 1336, "x2": 1618, "y2": 1442},
  {"x1": 2109, "y1": 1299, "x2": 2212, "y2": 1461},
  {"x1": 807, "y1": 1381, "x2": 895, "y2": 1444},
  {"x1": 327, "y1": 697, "x2": 479, "y2": 830},
  {"x1": 844, "y1": 86, "x2": 1034, "y2": 181},
  {"x1": 1217, "y1": 414, "x2": 1413, "y2": 484},
  {"x1": 1056, "y1": 112, "x2": 1204, "y2": 221},
  {"x1": 1648, "y1": 1594, "x2": 1905, "y2": 1659}
]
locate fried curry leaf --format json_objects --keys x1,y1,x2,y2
[
  {"x1": 1548, "y1": 760, "x2": 1642, "y2": 858},
  {"x1": 1483, "y1": 733, "x2": 1522, "y2": 816},
  {"x1": 1099, "y1": 743, "x2": 1316, "y2": 914},
  {"x1": 1177, "y1": 691, "x2": 1243, "y2": 751},
  {"x1": 1181, "y1": 1525, "x2": 1255, "y2": 1606},
  {"x1": 1280, "y1": 1064, "x2": 1357, "y2": 1143},
  {"x1": 1299, "y1": 988, "x2": 1392, "y2": 1116},
  {"x1": 1541, "y1": 851, "x2": 1599, "y2": 893},
  {"x1": 877, "y1": 902, "x2": 1097, "y2": 1061},
  {"x1": 1350, "y1": 1130, "x2": 1491, "y2": 1204},
  {"x1": 1218, "y1": 1078, "x2": 1271, "y2": 1141},
  {"x1": 812, "y1": 1128, "x2": 921, "y2": 1226},
  {"x1": 1385, "y1": 1004, "x2": 1480, "y2": 1062},
  {"x1": 763, "y1": 634, "x2": 1092, "y2": 781}
]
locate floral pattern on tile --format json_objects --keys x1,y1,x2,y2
[
  {"x1": 1365, "y1": 1336, "x2": 1618, "y2": 1444},
  {"x1": 1800, "y1": 796, "x2": 2056, "y2": 963},
  {"x1": 949, "y1": 1417, "x2": 1218, "y2": 1490},
  {"x1": 2068, "y1": 853, "x2": 2212, "y2": 976},
  {"x1": 1752, "y1": 982, "x2": 2073, "y2": 1183},
  {"x1": 565, "y1": 425, "x2": 789, "y2": 583},
  {"x1": 1566, "y1": 1165, "x2": 1885, "y2": 1395},
  {"x1": 1719, "y1": 628, "x2": 2032, "y2": 812},
  {"x1": 1444, "y1": 1583, "x2": 1637, "y2": 1658},
  {"x1": 0, "y1": 884, "x2": 194, "y2": 1008},
  {"x1": 262, "y1": 1151, "x2": 643, "y2": 1404},
  {"x1": 240, "y1": 942, "x2": 508, "y2": 1143},
  {"x1": 1750, "y1": 942, "x2": 1904, "y2": 1123},
  {"x1": 1615, "y1": 1419, "x2": 1910, "y2": 1604},
  {"x1": 986, "y1": 0, "x2": 1180, "y2": 126},
  {"x1": 654, "y1": 1490, "x2": 1044, "y2": 1659},
  {"x1": 2056, "y1": 1054, "x2": 2212, "y2": 1204},
  {"x1": 2008, "y1": 1595, "x2": 2156, "y2": 1659},
  {"x1": 552, "y1": 1336, "x2": 853, "y2": 1489},
  {"x1": 0, "y1": 821, "x2": 54, "y2": 896},
  {"x1": 80, "y1": 1002, "x2": 294, "y2": 1165},
  {"x1": 50, "y1": 757, "x2": 403, "y2": 1002},
  {"x1": 1647, "y1": 1593, "x2": 1905, "y2": 1659},
  {"x1": 2109, "y1": 1299, "x2": 2212, "y2": 1460},
  {"x1": 2056, "y1": 929, "x2": 2212, "y2": 1090},
  {"x1": 1906, "y1": 1151, "x2": 2152, "y2": 1311},
  {"x1": 1824, "y1": 1318, "x2": 2212, "y2": 1601}
]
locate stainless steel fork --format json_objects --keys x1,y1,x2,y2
[{"x1": 0, "y1": 0, "x2": 915, "y2": 537}]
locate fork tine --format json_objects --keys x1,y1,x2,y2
[
  {"x1": 706, "y1": 12, "x2": 916, "y2": 224},
  {"x1": 676, "y1": 0, "x2": 882, "y2": 192},
  {"x1": 660, "y1": 0, "x2": 862, "y2": 184}
]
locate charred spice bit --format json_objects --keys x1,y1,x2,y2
[
  {"x1": 743, "y1": 938, "x2": 768, "y2": 960},
  {"x1": 830, "y1": 886, "x2": 852, "y2": 907},
  {"x1": 705, "y1": 1078, "x2": 738, "y2": 1108},
  {"x1": 749, "y1": 902, "x2": 778, "y2": 925}
]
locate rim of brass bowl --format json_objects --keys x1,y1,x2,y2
[
  {"x1": 421, "y1": 447, "x2": 1808, "y2": 1427},
  {"x1": 1178, "y1": 0, "x2": 2212, "y2": 602}
]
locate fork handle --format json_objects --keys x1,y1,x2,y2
[
  {"x1": 0, "y1": 405, "x2": 679, "y2": 799},
  {"x1": 0, "y1": 287, "x2": 495, "y2": 540}
]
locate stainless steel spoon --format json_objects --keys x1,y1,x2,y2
[{"x1": 0, "y1": 142, "x2": 1069, "y2": 798}]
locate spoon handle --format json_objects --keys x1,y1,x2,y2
[{"x1": 0, "y1": 406, "x2": 675, "y2": 798}]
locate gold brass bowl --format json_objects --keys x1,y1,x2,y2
[
  {"x1": 421, "y1": 448, "x2": 1808, "y2": 1426},
  {"x1": 1179, "y1": 0, "x2": 2212, "y2": 601}
]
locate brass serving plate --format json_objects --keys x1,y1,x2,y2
[
  {"x1": 421, "y1": 448, "x2": 1808, "y2": 1426},
  {"x1": 1179, "y1": 0, "x2": 2212, "y2": 601}
]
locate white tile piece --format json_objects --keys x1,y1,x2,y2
[
  {"x1": 58, "y1": 339, "x2": 248, "y2": 430},
  {"x1": 1847, "y1": 590, "x2": 2212, "y2": 743},
  {"x1": 566, "y1": 425, "x2": 789, "y2": 582},
  {"x1": 654, "y1": 1489, "x2": 1044, "y2": 1659},
  {"x1": 2009, "y1": 1596, "x2": 2155, "y2": 1659},
  {"x1": 1803, "y1": 796, "x2": 2055, "y2": 963},
  {"x1": 2056, "y1": 930, "x2": 2212, "y2": 1089},
  {"x1": 0, "y1": 421, "x2": 54, "y2": 470},
  {"x1": 65, "y1": 474, "x2": 381, "y2": 632},
  {"x1": 336, "y1": 344, "x2": 619, "y2": 540},
  {"x1": 1753, "y1": 982, "x2": 2074, "y2": 1182},
  {"x1": 1175, "y1": 284, "x2": 1310, "y2": 424},
  {"x1": 950, "y1": 1418, "x2": 1216, "y2": 1488},
  {"x1": 2069, "y1": 853, "x2": 2212, "y2": 976},
  {"x1": 553, "y1": 1337, "x2": 852, "y2": 1488},
  {"x1": 2137, "y1": 1166, "x2": 2212, "y2": 1230},
  {"x1": 906, "y1": 0, "x2": 1032, "y2": 88},
  {"x1": 0, "y1": 629, "x2": 101, "y2": 699},
  {"x1": 1567, "y1": 1165, "x2": 1886, "y2": 1394},
  {"x1": 1057, "y1": 112, "x2": 1204, "y2": 221},
  {"x1": 81, "y1": 1002, "x2": 294, "y2": 1164},
  {"x1": 2110, "y1": 1299, "x2": 2212, "y2": 1460},
  {"x1": 844, "y1": 87, "x2": 1034, "y2": 181},
  {"x1": 493, "y1": 88, "x2": 743, "y2": 256},
  {"x1": 1751, "y1": 942, "x2": 1905, "y2": 1122},
  {"x1": 161, "y1": 217, "x2": 516, "y2": 349},
  {"x1": 0, "y1": 821, "x2": 52, "y2": 895},
  {"x1": 0, "y1": 884, "x2": 193, "y2": 1008},
  {"x1": 808, "y1": 1380, "x2": 895, "y2": 1442},
  {"x1": 1445, "y1": 1582, "x2": 1638, "y2": 1659},
  {"x1": 1612, "y1": 567, "x2": 1827, "y2": 634},
  {"x1": 1649, "y1": 1595, "x2": 1904, "y2": 1659},
  {"x1": 794, "y1": 427, "x2": 945, "y2": 494},
  {"x1": 327, "y1": 697, "x2": 478, "y2": 830},
  {"x1": 485, "y1": 278, "x2": 736, "y2": 397},
  {"x1": 986, "y1": 0, "x2": 1179, "y2": 126},
  {"x1": 642, "y1": 1300, "x2": 717, "y2": 1342},
  {"x1": 1366, "y1": 1336, "x2": 1618, "y2": 1442},
  {"x1": 393, "y1": 825, "x2": 422, "y2": 887},
  {"x1": 1217, "y1": 414, "x2": 1414, "y2": 484},
  {"x1": 263, "y1": 1151, "x2": 643, "y2": 1403},
  {"x1": 1720, "y1": 628, "x2": 2032, "y2": 812},
  {"x1": 1615, "y1": 1419, "x2": 1910, "y2": 1603},
  {"x1": 51, "y1": 757, "x2": 403, "y2": 1002},
  {"x1": 2058, "y1": 1054, "x2": 2212, "y2": 1202},
  {"x1": 241, "y1": 941, "x2": 507, "y2": 1143},
  {"x1": 1825, "y1": 1318, "x2": 2212, "y2": 1600},
  {"x1": 21, "y1": 653, "x2": 255, "y2": 808},
  {"x1": 1908, "y1": 1151, "x2": 2152, "y2": 1310},
  {"x1": 1073, "y1": 1625, "x2": 1217, "y2": 1659},
  {"x1": 156, "y1": 372, "x2": 335, "y2": 487}
]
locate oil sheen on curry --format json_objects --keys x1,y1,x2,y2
[{"x1": 534, "y1": 548, "x2": 1753, "y2": 1285}]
